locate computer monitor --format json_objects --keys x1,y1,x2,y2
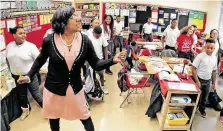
[{"x1": 129, "y1": 23, "x2": 142, "y2": 33}]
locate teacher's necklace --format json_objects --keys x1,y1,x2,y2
[{"x1": 59, "y1": 33, "x2": 75, "y2": 47}]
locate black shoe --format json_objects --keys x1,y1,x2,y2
[
  {"x1": 214, "y1": 104, "x2": 222, "y2": 111},
  {"x1": 105, "y1": 70, "x2": 113, "y2": 75},
  {"x1": 199, "y1": 109, "x2": 206, "y2": 118}
]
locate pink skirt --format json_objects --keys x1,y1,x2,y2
[{"x1": 42, "y1": 86, "x2": 90, "y2": 120}]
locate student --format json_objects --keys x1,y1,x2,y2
[
  {"x1": 177, "y1": 25, "x2": 195, "y2": 61},
  {"x1": 17, "y1": 6, "x2": 126, "y2": 131},
  {"x1": 6, "y1": 26, "x2": 43, "y2": 120},
  {"x1": 210, "y1": 29, "x2": 223, "y2": 64},
  {"x1": 86, "y1": 17, "x2": 100, "y2": 37},
  {"x1": 101, "y1": 15, "x2": 114, "y2": 75},
  {"x1": 114, "y1": 16, "x2": 124, "y2": 53},
  {"x1": 162, "y1": 19, "x2": 180, "y2": 51},
  {"x1": 89, "y1": 26, "x2": 109, "y2": 94},
  {"x1": 141, "y1": 17, "x2": 153, "y2": 42},
  {"x1": 192, "y1": 38, "x2": 217, "y2": 118}
]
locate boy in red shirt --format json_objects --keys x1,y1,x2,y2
[{"x1": 177, "y1": 26, "x2": 195, "y2": 61}]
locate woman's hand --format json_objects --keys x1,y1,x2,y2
[
  {"x1": 17, "y1": 76, "x2": 30, "y2": 84},
  {"x1": 113, "y1": 50, "x2": 127, "y2": 63}
]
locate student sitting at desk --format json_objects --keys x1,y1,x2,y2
[
  {"x1": 192, "y1": 38, "x2": 217, "y2": 118},
  {"x1": 177, "y1": 25, "x2": 196, "y2": 62}
]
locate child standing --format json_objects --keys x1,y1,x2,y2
[
  {"x1": 177, "y1": 25, "x2": 196, "y2": 61},
  {"x1": 89, "y1": 26, "x2": 109, "y2": 94},
  {"x1": 192, "y1": 38, "x2": 217, "y2": 118},
  {"x1": 101, "y1": 15, "x2": 114, "y2": 75}
]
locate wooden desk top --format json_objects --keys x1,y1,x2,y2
[
  {"x1": 143, "y1": 57, "x2": 173, "y2": 75},
  {"x1": 168, "y1": 64, "x2": 192, "y2": 76},
  {"x1": 162, "y1": 57, "x2": 190, "y2": 64}
]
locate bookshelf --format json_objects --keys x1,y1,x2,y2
[
  {"x1": 156, "y1": 90, "x2": 200, "y2": 131},
  {"x1": 74, "y1": 1, "x2": 102, "y2": 29}
]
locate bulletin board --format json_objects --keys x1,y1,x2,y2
[
  {"x1": 157, "y1": 7, "x2": 178, "y2": 32},
  {"x1": 0, "y1": 0, "x2": 73, "y2": 48}
]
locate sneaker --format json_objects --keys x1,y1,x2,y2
[
  {"x1": 199, "y1": 109, "x2": 206, "y2": 118},
  {"x1": 20, "y1": 105, "x2": 30, "y2": 121},
  {"x1": 105, "y1": 70, "x2": 113, "y2": 75},
  {"x1": 220, "y1": 116, "x2": 223, "y2": 123},
  {"x1": 102, "y1": 86, "x2": 109, "y2": 95}
]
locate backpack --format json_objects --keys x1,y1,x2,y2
[
  {"x1": 117, "y1": 68, "x2": 129, "y2": 92},
  {"x1": 83, "y1": 65, "x2": 104, "y2": 101}
]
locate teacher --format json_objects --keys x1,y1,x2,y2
[{"x1": 18, "y1": 6, "x2": 126, "y2": 131}]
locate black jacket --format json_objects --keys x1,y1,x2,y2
[
  {"x1": 145, "y1": 81, "x2": 163, "y2": 118},
  {"x1": 27, "y1": 33, "x2": 115, "y2": 96}
]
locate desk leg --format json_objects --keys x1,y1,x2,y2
[{"x1": 160, "y1": 91, "x2": 171, "y2": 130}]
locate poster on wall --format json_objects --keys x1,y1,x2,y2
[
  {"x1": 0, "y1": 21, "x2": 6, "y2": 29},
  {"x1": 170, "y1": 13, "x2": 177, "y2": 19},
  {"x1": 189, "y1": 11, "x2": 205, "y2": 29},
  {"x1": 137, "y1": 5, "x2": 147, "y2": 11},
  {"x1": 0, "y1": 50, "x2": 7, "y2": 71},
  {"x1": 151, "y1": 8, "x2": 158, "y2": 23},
  {"x1": 164, "y1": 13, "x2": 169, "y2": 18},
  {"x1": 0, "y1": 35, "x2": 6, "y2": 51},
  {"x1": 6, "y1": 19, "x2": 16, "y2": 32}
]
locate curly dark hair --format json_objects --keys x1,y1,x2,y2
[{"x1": 51, "y1": 6, "x2": 75, "y2": 34}]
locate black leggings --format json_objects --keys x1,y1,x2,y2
[{"x1": 49, "y1": 117, "x2": 94, "y2": 131}]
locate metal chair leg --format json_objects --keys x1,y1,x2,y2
[{"x1": 120, "y1": 89, "x2": 134, "y2": 108}]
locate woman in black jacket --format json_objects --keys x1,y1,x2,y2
[{"x1": 17, "y1": 6, "x2": 126, "y2": 131}]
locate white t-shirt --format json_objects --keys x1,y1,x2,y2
[
  {"x1": 6, "y1": 41, "x2": 40, "y2": 75},
  {"x1": 86, "y1": 28, "x2": 93, "y2": 38},
  {"x1": 192, "y1": 52, "x2": 217, "y2": 80},
  {"x1": 114, "y1": 21, "x2": 124, "y2": 36},
  {"x1": 101, "y1": 24, "x2": 111, "y2": 40},
  {"x1": 163, "y1": 27, "x2": 180, "y2": 47},
  {"x1": 213, "y1": 39, "x2": 220, "y2": 56},
  {"x1": 143, "y1": 23, "x2": 153, "y2": 34},
  {"x1": 89, "y1": 36, "x2": 108, "y2": 59}
]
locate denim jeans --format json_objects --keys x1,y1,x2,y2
[
  {"x1": 12, "y1": 74, "x2": 43, "y2": 108},
  {"x1": 106, "y1": 40, "x2": 113, "y2": 71},
  {"x1": 107, "y1": 40, "x2": 113, "y2": 57},
  {"x1": 114, "y1": 36, "x2": 124, "y2": 52}
]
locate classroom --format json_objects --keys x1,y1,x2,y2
[{"x1": 0, "y1": 0, "x2": 223, "y2": 131}]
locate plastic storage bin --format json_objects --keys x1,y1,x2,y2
[{"x1": 166, "y1": 109, "x2": 189, "y2": 126}]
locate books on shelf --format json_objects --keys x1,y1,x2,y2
[{"x1": 170, "y1": 95, "x2": 192, "y2": 104}]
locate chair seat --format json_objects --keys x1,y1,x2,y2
[{"x1": 126, "y1": 76, "x2": 150, "y2": 88}]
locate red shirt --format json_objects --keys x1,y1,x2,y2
[{"x1": 177, "y1": 34, "x2": 193, "y2": 53}]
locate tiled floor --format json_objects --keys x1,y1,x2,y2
[{"x1": 10, "y1": 64, "x2": 223, "y2": 131}]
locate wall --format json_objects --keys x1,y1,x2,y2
[
  {"x1": 205, "y1": 1, "x2": 222, "y2": 33},
  {"x1": 101, "y1": 0, "x2": 222, "y2": 33}
]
